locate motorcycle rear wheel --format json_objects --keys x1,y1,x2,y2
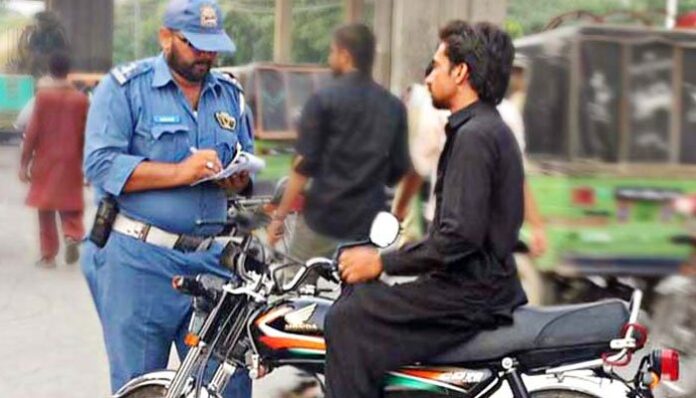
[
  {"x1": 117, "y1": 382, "x2": 600, "y2": 398},
  {"x1": 531, "y1": 390, "x2": 600, "y2": 398},
  {"x1": 384, "y1": 389, "x2": 600, "y2": 397},
  {"x1": 117, "y1": 385, "x2": 167, "y2": 398}
]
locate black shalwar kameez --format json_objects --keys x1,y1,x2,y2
[{"x1": 325, "y1": 100, "x2": 529, "y2": 398}]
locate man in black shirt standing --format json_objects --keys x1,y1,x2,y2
[
  {"x1": 324, "y1": 21, "x2": 528, "y2": 398},
  {"x1": 267, "y1": 24, "x2": 409, "y2": 269}
]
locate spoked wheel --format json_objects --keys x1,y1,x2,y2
[
  {"x1": 384, "y1": 390, "x2": 600, "y2": 398},
  {"x1": 531, "y1": 390, "x2": 600, "y2": 398},
  {"x1": 117, "y1": 385, "x2": 167, "y2": 398}
]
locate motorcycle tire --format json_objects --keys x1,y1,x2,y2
[
  {"x1": 530, "y1": 390, "x2": 600, "y2": 398},
  {"x1": 116, "y1": 385, "x2": 167, "y2": 398}
]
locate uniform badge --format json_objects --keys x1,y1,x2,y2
[
  {"x1": 200, "y1": 5, "x2": 218, "y2": 28},
  {"x1": 215, "y1": 111, "x2": 236, "y2": 131}
]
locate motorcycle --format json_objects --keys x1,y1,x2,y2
[{"x1": 113, "y1": 209, "x2": 679, "y2": 398}]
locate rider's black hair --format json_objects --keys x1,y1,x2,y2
[{"x1": 438, "y1": 20, "x2": 514, "y2": 105}]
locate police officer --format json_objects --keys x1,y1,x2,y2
[{"x1": 82, "y1": 0, "x2": 253, "y2": 395}]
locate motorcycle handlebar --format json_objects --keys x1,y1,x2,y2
[
  {"x1": 275, "y1": 257, "x2": 339, "y2": 293},
  {"x1": 172, "y1": 275, "x2": 223, "y2": 302}
]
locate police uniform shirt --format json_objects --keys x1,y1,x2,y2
[{"x1": 84, "y1": 54, "x2": 253, "y2": 236}]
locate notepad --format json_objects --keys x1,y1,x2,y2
[{"x1": 192, "y1": 151, "x2": 266, "y2": 186}]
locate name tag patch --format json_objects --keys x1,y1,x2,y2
[{"x1": 153, "y1": 115, "x2": 181, "y2": 124}]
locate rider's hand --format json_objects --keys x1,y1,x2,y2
[
  {"x1": 175, "y1": 149, "x2": 222, "y2": 185},
  {"x1": 266, "y1": 218, "x2": 285, "y2": 247},
  {"x1": 216, "y1": 171, "x2": 250, "y2": 192},
  {"x1": 529, "y1": 225, "x2": 548, "y2": 258},
  {"x1": 338, "y1": 246, "x2": 383, "y2": 284}
]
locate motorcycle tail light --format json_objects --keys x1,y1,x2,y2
[
  {"x1": 652, "y1": 349, "x2": 680, "y2": 381},
  {"x1": 660, "y1": 349, "x2": 680, "y2": 381}
]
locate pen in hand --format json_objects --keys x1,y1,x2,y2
[{"x1": 189, "y1": 146, "x2": 217, "y2": 172}]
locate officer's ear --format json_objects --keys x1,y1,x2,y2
[{"x1": 159, "y1": 28, "x2": 174, "y2": 55}]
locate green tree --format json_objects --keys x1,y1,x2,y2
[
  {"x1": 290, "y1": 2, "x2": 342, "y2": 64},
  {"x1": 220, "y1": 0, "x2": 343, "y2": 66},
  {"x1": 113, "y1": 0, "x2": 166, "y2": 65},
  {"x1": 220, "y1": 8, "x2": 274, "y2": 66},
  {"x1": 113, "y1": 0, "x2": 366, "y2": 67}
]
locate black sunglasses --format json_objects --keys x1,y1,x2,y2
[{"x1": 173, "y1": 32, "x2": 207, "y2": 53}]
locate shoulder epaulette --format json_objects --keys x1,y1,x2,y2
[
  {"x1": 215, "y1": 71, "x2": 247, "y2": 114},
  {"x1": 110, "y1": 59, "x2": 153, "y2": 86},
  {"x1": 216, "y1": 71, "x2": 244, "y2": 93}
]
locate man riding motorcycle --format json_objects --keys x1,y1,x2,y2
[{"x1": 325, "y1": 21, "x2": 528, "y2": 398}]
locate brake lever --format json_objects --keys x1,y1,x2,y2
[
  {"x1": 332, "y1": 240, "x2": 371, "y2": 262},
  {"x1": 316, "y1": 262, "x2": 341, "y2": 284}
]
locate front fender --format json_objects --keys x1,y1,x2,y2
[
  {"x1": 113, "y1": 370, "x2": 175, "y2": 397},
  {"x1": 112, "y1": 370, "x2": 219, "y2": 398}
]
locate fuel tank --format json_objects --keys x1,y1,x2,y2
[{"x1": 251, "y1": 295, "x2": 331, "y2": 361}]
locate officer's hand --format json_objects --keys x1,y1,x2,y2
[
  {"x1": 338, "y1": 246, "x2": 383, "y2": 284},
  {"x1": 176, "y1": 150, "x2": 222, "y2": 185},
  {"x1": 216, "y1": 171, "x2": 250, "y2": 192},
  {"x1": 266, "y1": 218, "x2": 285, "y2": 247},
  {"x1": 18, "y1": 166, "x2": 30, "y2": 183}
]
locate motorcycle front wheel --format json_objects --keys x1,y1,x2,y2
[{"x1": 116, "y1": 385, "x2": 167, "y2": 398}]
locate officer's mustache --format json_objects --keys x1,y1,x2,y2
[{"x1": 193, "y1": 60, "x2": 212, "y2": 70}]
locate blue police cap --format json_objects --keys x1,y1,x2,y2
[{"x1": 163, "y1": 0, "x2": 236, "y2": 53}]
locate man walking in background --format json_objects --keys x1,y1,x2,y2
[
  {"x1": 19, "y1": 51, "x2": 89, "y2": 268},
  {"x1": 267, "y1": 23, "x2": 410, "y2": 274}
]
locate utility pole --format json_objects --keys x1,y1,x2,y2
[
  {"x1": 666, "y1": 0, "x2": 679, "y2": 28},
  {"x1": 344, "y1": 0, "x2": 364, "y2": 23},
  {"x1": 46, "y1": 0, "x2": 114, "y2": 72},
  {"x1": 273, "y1": 0, "x2": 293, "y2": 63},
  {"x1": 373, "y1": 0, "x2": 392, "y2": 87},
  {"x1": 379, "y1": 0, "x2": 507, "y2": 94},
  {"x1": 134, "y1": 0, "x2": 141, "y2": 59}
]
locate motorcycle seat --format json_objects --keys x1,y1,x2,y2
[{"x1": 430, "y1": 299, "x2": 629, "y2": 364}]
